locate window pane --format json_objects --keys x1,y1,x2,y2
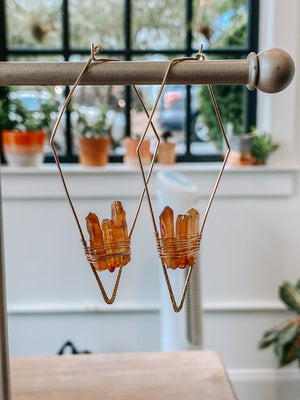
[
  {"x1": 131, "y1": 83, "x2": 193, "y2": 156},
  {"x1": 132, "y1": 0, "x2": 186, "y2": 50},
  {"x1": 69, "y1": 0, "x2": 125, "y2": 50},
  {"x1": 130, "y1": 55, "x2": 168, "y2": 155},
  {"x1": 191, "y1": 83, "x2": 247, "y2": 155},
  {"x1": 6, "y1": 0, "x2": 62, "y2": 49},
  {"x1": 2, "y1": 0, "x2": 257, "y2": 163},
  {"x1": 8, "y1": 55, "x2": 64, "y2": 62},
  {"x1": 71, "y1": 85, "x2": 126, "y2": 155},
  {"x1": 157, "y1": 84, "x2": 186, "y2": 155},
  {"x1": 68, "y1": 54, "x2": 125, "y2": 62},
  {"x1": 189, "y1": 84, "x2": 218, "y2": 156},
  {"x1": 130, "y1": 84, "x2": 160, "y2": 139},
  {"x1": 193, "y1": 0, "x2": 249, "y2": 50},
  {"x1": 4, "y1": 85, "x2": 65, "y2": 156}
]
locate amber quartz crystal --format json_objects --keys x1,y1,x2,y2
[
  {"x1": 159, "y1": 206, "x2": 177, "y2": 269},
  {"x1": 101, "y1": 218, "x2": 117, "y2": 272},
  {"x1": 85, "y1": 201, "x2": 130, "y2": 273},
  {"x1": 86, "y1": 212, "x2": 103, "y2": 247},
  {"x1": 111, "y1": 201, "x2": 131, "y2": 267},
  {"x1": 159, "y1": 206, "x2": 200, "y2": 269},
  {"x1": 175, "y1": 214, "x2": 190, "y2": 269},
  {"x1": 85, "y1": 212, "x2": 107, "y2": 271},
  {"x1": 186, "y1": 208, "x2": 200, "y2": 266}
]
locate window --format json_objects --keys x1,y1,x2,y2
[{"x1": 0, "y1": 0, "x2": 259, "y2": 163}]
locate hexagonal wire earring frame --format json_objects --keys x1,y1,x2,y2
[
  {"x1": 50, "y1": 44, "x2": 160, "y2": 305},
  {"x1": 136, "y1": 45, "x2": 230, "y2": 312}
]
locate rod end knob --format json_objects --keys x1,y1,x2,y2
[{"x1": 257, "y1": 48, "x2": 295, "y2": 93}]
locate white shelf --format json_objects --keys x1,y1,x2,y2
[{"x1": 1, "y1": 162, "x2": 298, "y2": 199}]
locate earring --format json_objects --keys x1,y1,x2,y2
[
  {"x1": 136, "y1": 45, "x2": 230, "y2": 312},
  {"x1": 50, "y1": 44, "x2": 160, "y2": 304}
]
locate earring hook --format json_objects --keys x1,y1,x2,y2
[
  {"x1": 91, "y1": 43, "x2": 103, "y2": 61},
  {"x1": 195, "y1": 43, "x2": 206, "y2": 60}
]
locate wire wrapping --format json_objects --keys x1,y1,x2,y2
[
  {"x1": 156, "y1": 234, "x2": 202, "y2": 263},
  {"x1": 84, "y1": 240, "x2": 131, "y2": 268}
]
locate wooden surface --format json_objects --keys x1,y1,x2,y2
[{"x1": 10, "y1": 350, "x2": 237, "y2": 400}]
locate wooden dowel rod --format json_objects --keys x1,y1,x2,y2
[
  {"x1": 0, "y1": 48, "x2": 295, "y2": 94},
  {"x1": 0, "y1": 60, "x2": 249, "y2": 86}
]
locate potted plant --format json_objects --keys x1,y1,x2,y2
[
  {"x1": 251, "y1": 132, "x2": 279, "y2": 165},
  {"x1": 123, "y1": 134, "x2": 151, "y2": 167},
  {"x1": 157, "y1": 130, "x2": 177, "y2": 165},
  {"x1": 225, "y1": 121, "x2": 256, "y2": 166},
  {"x1": 0, "y1": 89, "x2": 58, "y2": 167},
  {"x1": 259, "y1": 279, "x2": 300, "y2": 368},
  {"x1": 73, "y1": 104, "x2": 112, "y2": 167},
  {"x1": 227, "y1": 132, "x2": 256, "y2": 166}
]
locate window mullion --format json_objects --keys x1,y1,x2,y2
[
  {"x1": 246, "y1": 0, "x2": 259, "y2": 132},
  {"x1": 125, "y1": 0, "x2": 132, "y2": 137},
  {"x1": 0, "y1": 0, "x2": 7, "y2": 61},
  {"x1": 185, "y1": 85, "x2": 192, "y2": 157},
  {"x1": 62, "y1": 0, "x2": 73, "y2": 159},
  {"x1": 62, "y1": 0, "x2": 70, "y2": 60},
  {"x1": 185, "y1": 0, "x2": 193, "y2": 159}
]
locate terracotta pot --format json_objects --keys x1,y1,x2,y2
[
  {"x1": 123, "y1": 138, "x2": 151, "y2": 167},
  {"x1": 157, "y1": 142, "x2": 177, "y2": 165},
  {"x1": 78, "y1": 136, "x2": 110, "y2": 166},
  {"x1": 2, "y1": 129, "x2": 46, "y2": 167}
]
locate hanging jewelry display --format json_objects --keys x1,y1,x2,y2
[
  {"x1": 136, "y1": 45, "x2": 230, "y2": 312},
  {"x1": 50, "y1": 44, "x2": 160, "y2": 304}
]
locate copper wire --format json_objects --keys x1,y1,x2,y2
[
  {"x1": 84, "y1": 240, "x2": 131, "y2": 266},
  {"x1": 156, "y1": 234, "x2": 201, "y2": 261}
]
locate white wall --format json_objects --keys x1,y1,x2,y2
[
  {"x1": 2, "y1": 1, "x2": 300, "y2": 399},
  {"x1": 3, "y1": 167, "x2": 162, "y2": 355}
]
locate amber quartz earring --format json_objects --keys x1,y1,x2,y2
[
  {"x1": 50, "y1": 44, "x2": 160, "y2": 305},
  {"x1": 136, "y1": 45, "x2": 230, "y2": 312}
]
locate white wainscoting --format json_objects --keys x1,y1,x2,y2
[
  {"x1": 1, "y1": 163, "x2": 300, "y2": 400},
  {"x1": 229, "y1": 368, "x2": 300, "y2": 400}
]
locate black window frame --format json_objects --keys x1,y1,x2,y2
[{"x1": 0, "y1": 0, "x2": 259, "y2": 163}]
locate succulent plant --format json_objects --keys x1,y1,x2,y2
[
  {"x1": 0, "y1": 89, "x2": 59, "y2": 132},
  {"x1": 161, "y1": 130, "x2": 173, "y2": 142},
  {"x1": 251, "y1": 132, "x2": 279, "y2": 164},
  {"x1": 72, "y1": 103, "x2": 112, "y2": 138},
  {"x1": 259, "y1": 280, "x2": 300, "y2": 367}
]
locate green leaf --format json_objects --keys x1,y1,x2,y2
[
  {"x1": 277, "y1": 322, "x2": 299, "y2": 346},
  {"x1": 279, "y1": 281, "x2": 300, "y2": 313},
  {"x1": 274, "y1": 341, "x2": 284, "y2": 365},
  {"x1": 259, "y1": 320, "x2": 300, "y2": 368},
  {"x1": 280, "y1": 332, "x2": 300, "y2": 367},
  {"x1": 258, "y1": 327, "x2": 282, "y2": 349},
  {"x1": 251, "y1": 133, "x2": 279, "y2": 162},
  {"x1": 268, "y1": 323, "x2": 300, "y2": 367}
]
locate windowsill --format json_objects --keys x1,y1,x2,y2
[{"x1": 1, "y1": 162, "x2": 298, "y2": 199}]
